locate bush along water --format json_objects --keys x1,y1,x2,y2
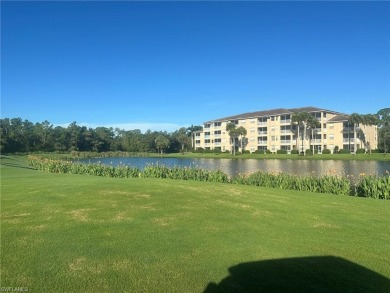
[{"x1": 27, "y1": 155, "x2": 389, "y2": 199}]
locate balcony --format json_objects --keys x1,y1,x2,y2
[
  {"x1": 204, "y1": 135, "x2": 211, "y2": 139},
  {"x1": 280, "y1": 119, "x2": 291, "y2": 124},
  {"x1": 280, "y1": 140, "x2": 291, "y2": 144},
  {"x1": 311, "y1": 139, "x2": 322, "y2": 144},
  {"x1": 258, "y1": 131, "x2": 267, "y2": 135},
  {"x1": 258, "y1": 141, "x2": 267, "y2": 145},
  {"x1": 343, "y1": 138, "x2": 355, "y2": 143},
  {"x1": 280, "y1": 130, "x2": 291, "y2": 134},
  {"x1": 258, "y1": 122, "x2": 267, "y2": 126}
]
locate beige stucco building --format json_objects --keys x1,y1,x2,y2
[{"x1": 194, "y1": 106, "x2": 378, "y2": 154}]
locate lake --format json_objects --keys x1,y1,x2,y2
[{"x1": 79, "y1": 157, "x2": 390, "y2": 177}]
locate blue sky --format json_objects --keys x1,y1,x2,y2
[{"x1": 2, "y1": 1, "x2": 389, "y2": 132}]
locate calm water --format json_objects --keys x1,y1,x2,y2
[{"x1": 79, "y1": 157, "x2": 390, "y2": 177}]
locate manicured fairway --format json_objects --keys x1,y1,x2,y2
[{"x1": 1, "y1": 155, "x2": 389, "y2": 292}]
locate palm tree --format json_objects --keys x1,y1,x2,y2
[
  {"x1": 306, "y1": 115, "x2": 321, "y2": 155},
  {"x1": 360, "y1": 114, "x2": 379, "y2": 154},
  {"x1": 292, "y1": 112, "x2": 311, "y2": 155},
  {"x1": 237, "y1": 126, "x2": 247, "y2": 153},
  {"x1": 226, "y1": 122, "x2": 238, "y2": 155},
  {"x1": 348, "y1": 113, "x2": 363, "y2": 153}
]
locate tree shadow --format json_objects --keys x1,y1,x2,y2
[
  {"x1": 0, "y1": 156, "x2": 35, "y2": 170},
  {"x1": 204, "y1": 256, "x2": 390, "y2": 293}
]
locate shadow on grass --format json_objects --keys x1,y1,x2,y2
[
  {"x1": 204, "y1": 256, "x2": 390, "y2": 292},
  {"x1": 0, "y1": 155, "x2": 35, "y2": 170}
]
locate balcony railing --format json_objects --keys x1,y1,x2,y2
[
  {"x1": 280, "y1": 130, "x2": 291, "y2": 134},
  {"x1": 204, "y1": 135, "x2": 211, "y2": 139},
  {"x1": 280, "y1": 119, "x2": 291, "y2": 124},
  {"x1": 343, "y1": 138, "x2": 355, "y2": 143},
  {"x1": 258, "y1": 122, "x2": 267, "y2": 126},
  {"x1": 280, "y1": 140, "x2": 291, "y2": 144},
  {"x1": 258, "y1": 131, "x2": 267, "y2": 135},
  {"x1": 311, "y1": 139, "x2": 322, "y2": 144},
  {"x1": 258, "y1": 141, "x2": 267, "y2": 145}
]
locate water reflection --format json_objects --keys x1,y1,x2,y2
[{"x1": 80, "y1": 157, "x2": 390, "y2": 178}]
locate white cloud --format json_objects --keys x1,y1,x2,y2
[{"x1": 55, "y1": 122, "x2": 189, "y2": 133}]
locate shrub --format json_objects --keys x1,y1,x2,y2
[
  {"x1": 291, "y1": 149, "x2": 299, "y2": 155},
  {"x1": 277, "y1": 149, "x2": 287, "y2": 154},
  {"x1": 305, "y1": 149, "x2": 313, "y2": 156},
  {"x1": 356, "y1": 148, "x2": 365, "y2": 154},
  {"x1": 334, "y1": 146, "x2": 339, "y2": 154},
  {"x1": 356, "y1": 175, "x2": 390, "y2": 199},
  {"x1": 266, "y1": 149, "x2": 272, "y2": 154},
  {"x1": 213, "y1": 148, "x2": 221, "y2": 154},
  {"x1": 253, "y1": 150, "x2": 264, "y2": 154},
  {"x1": 339, "y1": 149, "x2": 350, "y2": 154},
  {"x1": 242, "y1": 150, "x2": 250, "y2": 154},
  {"x1": 322, "y1": 149, "x2": 331, "y2": 154}
]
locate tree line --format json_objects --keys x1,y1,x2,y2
[{"x1": 0, "y1": 118, "x2": 202, "y2": 154}]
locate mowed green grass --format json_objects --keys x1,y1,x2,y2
[{"x1": 1, "y1": 155, "x2": 389, "y2": 292}]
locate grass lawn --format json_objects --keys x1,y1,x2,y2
[{"x1": 1, "y1": 155, "x2": 389, "y2": 292}]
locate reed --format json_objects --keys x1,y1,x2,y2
[{"x1": 27, "y1": 155, "x2": 389, "y2": 199}]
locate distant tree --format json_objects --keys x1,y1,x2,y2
[
  {"x1": 155, "y1": 134, "x2": 170, "y2": 156},
  {"x1": 292, "y1": 112, "x2": 311, "y2": 155},
  {"x1": 306, "y1": 115, "x2": 321, "y2": 155},
  {"x1": 175, "y1": 127, "x2": 190, "y2": 153},
  {"x1": 359, "y1": 114, "x2": 379, "y2": 154},
  {"x1": 348, "y1": 113, "x2": 364, "y2": 152},
  {"x1": 237, "y1": 126, "x2": 247, "y2": 153},
  {"x1": 377, "y1": 108, "x2": 390, "y2": 154},
  {"x1": 187, "y1": 125, "x2": 203, "y2": 149},
  {"x1": 226, "y1": 122, "x2": 239, "y2": 155}
]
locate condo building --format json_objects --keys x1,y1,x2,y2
[{"x1": 194, "y1": 106, "x2": 378, "y2": 154}]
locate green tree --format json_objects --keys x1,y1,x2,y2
[
  {"x1": 306, "y1": 115, "x2": 321, "y2": 155},
  {"x1": 292, "y1": 112, "x2": 311, "y2": 155},
  {"x1": 187, "y1": 125, "x2": 203, "y2": 150},
  {"x1": 34, "y1": 121, "x2": 54, "y2": 151},
  {"x1": 237, "y1": 126, "x2": 247, "y2": 153},
  {"x1": 155, "y1": 134, "x2": 170, "y2": 156},
  {"x1": 175, "y1": 127, "x2": 190, "y2": 153},
  {"x1": 359, "y1": 114, "x2": 379, "y2": 154},
  {"x1": 377, "y1": 108, "x2": 390, "y2": 154},
  {"x1": 348, "y1": 113, "x2": 364, "y2": 153},
  {"x1": 226, "y1": 122, "x2": 239, "y2": 155}
]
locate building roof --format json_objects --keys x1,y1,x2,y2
[
  {"x1": 205, "y1": 106, "x2": 347, "y2": 123},
  {"x1": 327, "y1": 114, "x2": 349, "y2": 122}
]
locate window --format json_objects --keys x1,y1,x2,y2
[
  {"x1": 214, "y1": 122, "x2": 221, "y2": 127},
  {"x1": 329, "y1": 123, "x2": 334, "y2": 129},
  {"x1": 329, "y1": 134, "x2": 334, "y2": 140},
  {"x1": 270, "y1": 116, "x2": 275, "y2": 121},
  {"x1": 271, "y1": 126, "x2": 275, "y2": 132},
  {"x1": 271, "y1": 136, "x2": 276, "y2": 141},
  {"x1": 250, "y1": 128, "x2": 255, "y2": 133},
  {"x1": 239, "y1": 119, "x2": 246, "y2": 124},
  {"x1": 250, "y1": 119, "x2": 255, "y2": 124}
]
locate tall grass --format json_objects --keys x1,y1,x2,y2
[{"x1": 27, "y1": 155, "x2": 389, "y2": 199}]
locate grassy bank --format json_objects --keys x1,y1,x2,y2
[{"x1": 1, "y1": 155, "x2": 389, "y2": 292}]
